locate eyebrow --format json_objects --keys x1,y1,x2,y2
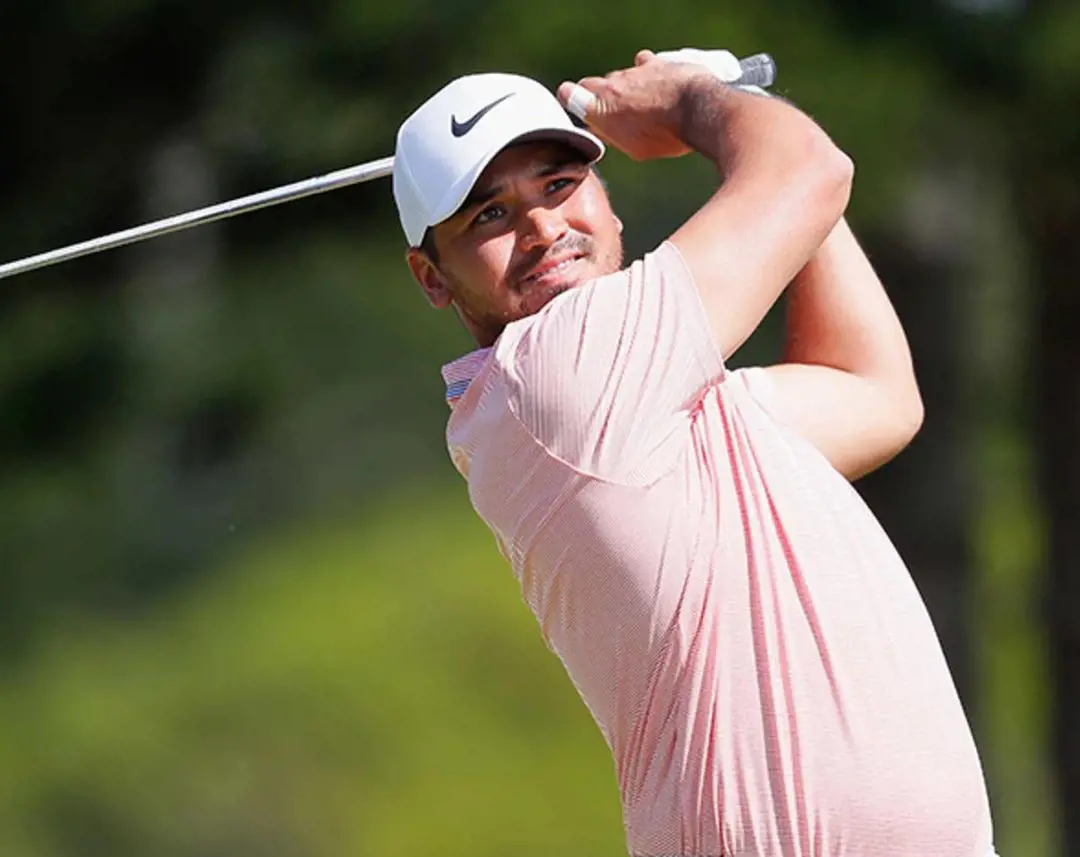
[{"x1": 459, "y1": 158, "x2": 587, "y2": 212}]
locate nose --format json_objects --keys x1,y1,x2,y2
[{"x1": 517, "y1": 204, "x2": 567, "y2": 252}]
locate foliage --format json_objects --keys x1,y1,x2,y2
[{"x1": 0, "y1": 485, "x2": 626, "y2": 857}]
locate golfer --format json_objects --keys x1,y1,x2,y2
[{"x1": 392, "y1": 49, "x2": 996, "y2": 857}]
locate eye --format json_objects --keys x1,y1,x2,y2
[
  {"x1": 471, "y1": 204, "x2": 506, "y2": 228},
  {"x1": 546, "y1": 176, "x2": 579, "y2": 195}
]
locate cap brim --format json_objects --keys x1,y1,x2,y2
[{"x1": 428, "y1": 126, "x2": 605, "y2": 230}]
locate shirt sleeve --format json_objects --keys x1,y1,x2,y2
[
  {"x1": 726, "y1": 366, "x2": 787, "y2": 426},
  {"x1": 494, "y1": 241, "x2": 726, "y2": 484}
]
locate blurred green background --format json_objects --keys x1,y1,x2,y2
[{"x1": 1, "y1": 1, "x2": 1078, "y2": 855}]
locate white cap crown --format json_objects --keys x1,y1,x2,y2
[{"x1": 392, "y1": 72, "x2": 604, "y2": 247}]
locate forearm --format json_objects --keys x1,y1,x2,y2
[
  {"x1": 669, "y1": 77, "x2": 854, "y2": 356},
  {"x1": 783, "y1": 218, "x2": 918, "y2": 394},
  {"x1": 759, "y1": 218, "x2": 924, "y2": 480},
  {"x1": 676, "y1": 76, "x2": 819, "y2": 180}
]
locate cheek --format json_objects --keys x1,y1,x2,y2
[
  {"x1": 570, "y1": 186, "x2": 617, "y2": 241},
  {"x1": 447, "y1": 234, "x2": 519, "y2": 309},
  {"x1": 470, "y1": 235, "x2": 516, "y2": 292}
]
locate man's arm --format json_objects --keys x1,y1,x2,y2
[
  {"x1": 560, "y1": 54, "x2": 915, "y2": 478},
  {"x1": 559, "y1": 51, "x2": 853, "y2": 359},
  {"x1": 668, "y1": 79, "x2": 854, "y2": 358},
  {"x1": 756, "y1": 219, "x2": 924, "y2": 480}
]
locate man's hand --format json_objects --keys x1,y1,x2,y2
[{"x1": 556, "y1": 50, "x2": 709, "y2": 161}]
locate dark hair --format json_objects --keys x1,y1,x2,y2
[{"x1": 419, "y1": 228, "x2": 440, "y2": 265}]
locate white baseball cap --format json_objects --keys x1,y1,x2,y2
[{"x1": 392, "y1": 73, "x2": 605, "y2": 247}]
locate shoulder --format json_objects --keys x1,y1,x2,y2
[
  {"x1": 493, "y1": 241, "x2": 698, "y2": 379},
  {"x1": 477, "y1": 243, "x2": 725, "y2": 481}
]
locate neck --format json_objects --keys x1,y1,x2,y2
[{"x1": 454, "y1": 305, "x2": 501, "y2": 348}]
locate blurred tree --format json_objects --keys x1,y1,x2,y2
[
  {"x1": 1017, "y1": 4, "x2": 1080, "y2": 854},
  {"x1": 856, "y1": 203, "x2": 978, "y2": 705}
]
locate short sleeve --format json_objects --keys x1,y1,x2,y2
[
  {"x1": 494, "y1": 241, "x2": 726, "y2": 484},
  {"x1": 726, "y1": 366, "x2": 787, "y2": 426}
]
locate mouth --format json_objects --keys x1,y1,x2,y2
[{"x1": 521, "y1": 253, "x2": 586, "y2": 288}]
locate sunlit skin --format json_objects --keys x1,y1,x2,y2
[{"x1": 406, "y1": 141, "x2": 625, "y2": 347}]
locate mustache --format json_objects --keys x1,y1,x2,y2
[{"x1": 510, "y1": 233, "x2": 595, "y2": 285}]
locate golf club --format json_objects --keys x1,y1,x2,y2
[{"x1": 0, "y1": 53, "x2": 775, "y2": 281}]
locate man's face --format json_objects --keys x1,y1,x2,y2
[{"x1": 407, "y1": 140, "x2": 624, "y2": 346}]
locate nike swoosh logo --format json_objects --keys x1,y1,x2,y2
[{"x1": 451, "y1": 94, "x2": 514, "y2": 137}]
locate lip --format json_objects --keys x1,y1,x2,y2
[{"x1": 521, "y1": 253, "x2": 585, "y2": 286}]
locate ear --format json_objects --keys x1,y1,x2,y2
[{"x1": 406, "y1": 248, "x2": 453, "y2": 309}]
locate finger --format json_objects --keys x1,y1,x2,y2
[
  {"x1": 557, "y1": 77, "x2": 603, "y2": 121},
  {"x1": 634, "y1": 49, "x2": 656, "y2": 66},
  {"x1": 563, "y1": 84, "x2": 598, "y2": 122}
]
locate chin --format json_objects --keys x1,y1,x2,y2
[
  {"x1": 519, "y1": 281, "x2": 576, "y2": 317},
  {"x1": 519, "y1": 257, "x2": 607, "y2": 313}
]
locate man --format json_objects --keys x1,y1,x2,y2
[{"x1": 392, "y1": 49, "x2": 996, "y2": 857}]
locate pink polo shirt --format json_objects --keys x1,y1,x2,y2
[{"x1": 441, "y1": 242, "x2": 994, "y2": 857}]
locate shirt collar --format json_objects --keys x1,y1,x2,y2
[{"x1": 441, "y1": 347, "x2": 492, "y2": 408}]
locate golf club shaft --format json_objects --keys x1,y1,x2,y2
[
  {"x1": 0, "y1": 53, "x2": 775, "y2": 281},
  {"x1": 0, "y1": 157, "x2": 394, "y2": 280}
]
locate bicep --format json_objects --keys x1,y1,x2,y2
[{"x1": 751, "y1": 363, "x2": 922, "y2": 480}]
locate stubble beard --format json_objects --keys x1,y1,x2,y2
[{"x1": 451, "y1": 232, "x2": 625, "y2": 339}]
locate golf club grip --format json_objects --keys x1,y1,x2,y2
[
  {"x1": 657, "y1": 51, "x2": 776, "y2": 88},
  {"x1": 734, "y1": 53, "x2": 776, "y2": 88},
  {"x1": 566, "y1": 51, "x2": 777, "y2": 121}
]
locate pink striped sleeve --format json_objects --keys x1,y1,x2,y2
[{"x1": 495, "y1": 242, "x2": 726, "y2": 484}]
